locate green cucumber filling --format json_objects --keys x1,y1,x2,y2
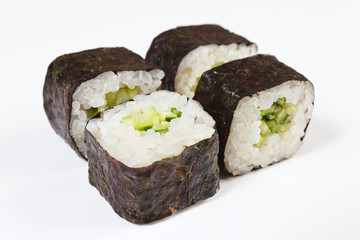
[
  {"x1": 211, "y1": 61, "x2": 224, "y2": 68},
  {"x1": 255, "y1": 97, "x2": 296, "y2": 146},
  {"x1": 191, "y1": 77, "x2": 201, "y2": 92},
  {"x1": 122, "y1": 106, "x2": 182, "y2": 134},
  {"x1": 89, "y1": 86, "x2": 139, "y2": 117}
]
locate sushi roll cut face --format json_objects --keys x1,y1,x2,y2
[
  {"x1": 43, "y1": 48, "x2": 164, "y2": 159},
  {"x1": 70, "y1": 69, "x2": 163, "y2": 158},
  {"x1": 194, "y1": 55, "x2": 315, "y2": 176},
  {"x1": 225, "y1": 80, "x2": 314, "y2": 175},
  {"x1": 85, "y1": 91, "x2": 219, "y2": 223},
  {"x1": 175, "y1": 43, "x2": 257, "y2": 99},
  {"x1": 146, "y1": 24, "x2": 257, "y2": 98}
]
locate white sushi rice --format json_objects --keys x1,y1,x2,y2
[
  {"x1": 175, "y1": 43, "x2": 257, "y2": 98},
  {"x1": 86, "y1": 91, "x2": 216, "y2": 168},
  {"x1": 70, "y1": 69, "x2": 164, "y2": 158},
  {"x1": 224, "y1": 81, "x2": 315, "y2": 176}
]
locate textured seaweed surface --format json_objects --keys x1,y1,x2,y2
[
  {"x1": 43, "y1": 47, "x2": 158, "y2": 159},
  {"x1": 145, "y1": 24, "x2": 256, "y2": 91},
  {"x1": 193, "y1": 54, "x2": 312, "y2": 172},
  {"x1": 86, "y1": 128, "x2": 220, "y2": 224}
]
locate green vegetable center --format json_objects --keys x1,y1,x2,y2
[
  {"x1": 256, "y1": 97, "x2": 296, "y2": 146},
  {"x1": 122, "y1": 106, "x2": 182, "y2": 134},
  {"x1": 89, "y1": 86, "x2": 139, "y2": 117}
]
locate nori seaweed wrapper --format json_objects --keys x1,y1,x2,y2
[
  {"x1": 145, "y1": 24, "x2": 256, "y2": 91},
  {"x1": 85, "y1": 127, "x2": 220, "y2": 224},
  {"x1": 193, "y1": 54, "x2": 312, "y2": 172},
  {"x1": 43, "y1": 47, "x2": 158, "y2": 159}
]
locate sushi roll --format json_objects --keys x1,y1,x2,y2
[
  {"x1": 193, "y1": 54, "x2": 315, "y2": 175},
  {"x1": 85, "y1": 91, "x2": 219, "y2": 224},
  {"x1": 43, "y1": 47, "x2": 164, "y2": 159},
  {"x1": 145, "y1": 24, "x2": 257, "y2": 98}
]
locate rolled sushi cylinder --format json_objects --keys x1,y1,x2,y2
[
  {"x1": 193, "y1": 54, "x2": 315, "y2": 176},
  {"x1": 43, "y1": 47, "x2": 164, "y2": 159},
  {"x1": 145, "y1": 24, "x2": 257, "y2": 98},
  {"x1": 85, "y1": 90, "x2": 219, "y2": 224}
]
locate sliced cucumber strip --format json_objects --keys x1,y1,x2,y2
[
  {"x1": 273, "y1": 105, "x2": 283, "y2": 114},
  {"x1": 126, "y1": 87, "x2": 139, "y2": 99},
  {"x1": 152, "y1": 114, "x2": 160, "y2": 125},
  {"x1": 264, "y1": 114, "x2": 275, "y2": 121},
  {"x1": 283, "y1": 115, "x2": 291, "y2": 124},
  {"x1": 191, "y1": 77, "x2": 201, "y2": 93},
  {"x1": 115, "y1": 88, "x2": 130, "y2": 104},
  {"x1": 276, "y1": 97, "x2": 286, "y2": 106},
  {"x1": 122, "y1": 106, "x2": 182, "y2": 134},
  {"x1": 91, "y1": 107, "x2": 99, "y2": 115},
  {"x1": 259, "y1": 120, "x2": 271, "y2": 137},
  {"x1": 87, "y1": 86, "x2": 141, "y2": 120},
  {"x1": 91, "y1": 106, "x2": 104, "y2": 116},
  {"x1": 211, "y1": 61, "x2": 224, "y2": 68},
  {"x1": 255, "y1": 97, "x2": 297, "y2": 146},
  {"x1": 260, "y1": 103, "x2": 277, "y2": 116},
  {"x1": 285, "y1": 105, "x2": 296, "y2": 114},
  {"x1": 139, "y1": 115, "x2": 153, "y2": 131},
  {"x1": 105, "y1": 91, "x2": 117, "y2": 106},
  {"x1": 171, "y1": 108, "x2": 182, "y2": 117},
  {"x1": 105, "y1": 86, "x2": 139, "y2": 107},
  {"x1": 155, "y1": 129, "x2": 169, "y2": 134},
  {"x1": 267, "y1": 120, "x2": 282, "y2": 133},
  {"x1": 196, "y1": 77, "x2": 200, "y2": 84},
  {"x1": 275, "y1": 109, "x2": 288, "y2": 124},
  {"x1": 165, "y1": 115, "x2": 177, "y2": 122}
]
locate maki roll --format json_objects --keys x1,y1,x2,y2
[
  {"x1": 43, "y1": 47, "x2": 164, "y2": 159},
  {"x1": 85, "y1": 91, "x2": 219, "y2": 224},
  {"x1": 145, "y1": 24, "x2": 257, "y2": 98},
  {"x1": 194, "y1": 54, "x2": 315, "y2": 175}
]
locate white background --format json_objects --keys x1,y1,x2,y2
[{"x1": 1, "y1": 0, "x2": 359, "y2": 239}]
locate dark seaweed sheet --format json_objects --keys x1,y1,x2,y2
[
  {"x1": 86, "y1": 126, "x2": 219, "y2": 224},
  {"x1": 193, "y1": 54, "x2": 312, "y2": 172},
  {"x1": 145, "y1": 24, "x2": 256, "y2": 91},
  {"x1": 43, "y1": 47, "x2": 158, "y2": 159}
]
